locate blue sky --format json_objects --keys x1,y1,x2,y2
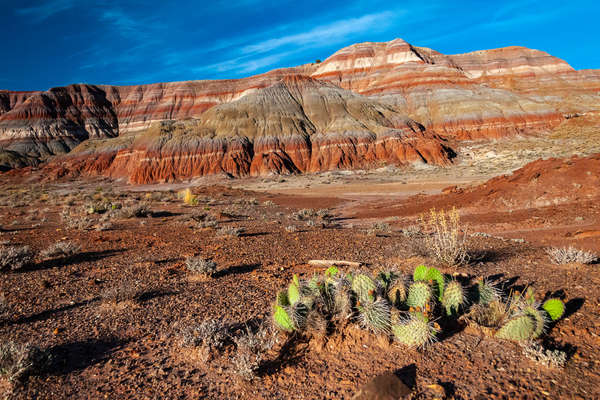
[{"x1": 2, "y1": 0, "x2": 599, "y2": 91}]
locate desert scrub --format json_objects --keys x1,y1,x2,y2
[
  {"x1": 291, "y1": 208, "x2": 316, "y2": 221},
  {"x1": 101, "y1": 280, "x2": 144, "y2": 304},
  {"x1": 217, "y1": 227, "x2": 245, "y2": 237},
  {"x1": 185, "y1": 256, "x2": 217, "y2": 277},
  {"x1": 0, "y1": 245, "x2": 34, "y2": 271},
  {"x1": 0, "y1": 342, "x2": 49, "y2": 382},
  {"x1": 546, "y1": 246, "x2": 598, "y2": 264},
  {"x1": 40, "y1": 241, "x2": 81, "y2": 259},
  {"x1": 181, "y1": 319, "x2": 230, "y2": 361},
  {"x1": 230, "y1": 323, "x2": 276, "y2": 380},
  {"x1": 284, "y1": 225, "x2": 297, "y2": 233},
  {"x1": 522, "y1": 342, "x2": 567, "y2": 368},
  {"x1": 119, "y1": 204, "x2": 150, "y2": 218},
  {"x1": 418, "y1": 207, "x2": 469, "y2": 265}
]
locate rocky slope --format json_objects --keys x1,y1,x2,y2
[
  {"x1": 1, "y1": 38, "x2": 599, "y2": 180},
  {"x1": 44, "y1": 76, "x2": 453, "y2": 183}
]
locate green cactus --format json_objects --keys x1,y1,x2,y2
[
  {"x1": 477, "y1": 280, "x2": 501, "y2": 305},
  {"x1": 425, "y1": 267, "x2": 445, "y2": 300},
  {"x1": 273, "y1": 305, "x2": 294, "y2": 332},
  {"x1": 524, "y1": 306, "x2": 546, "y2": 338},
  {"x1": 288, "y1": 281, "x2": 301, "y2": 304},
  {"x1": 406, "y1": 281, "x2": 432, "y2": 309},
  {"x1": 387, "y1": 278, "x2": 407, "y2": 307},
  {"x1": 277, "y1": 290, "x2": 290, "y2": 307},
  {"x1": 542, "y1": 299, "x2": 565, "y2": 321},
  {"x1": 357, "y1": 298, "x2": 391, "y2": 335},
  {"x1": 352, "y1": 274, "x2": 377, "y2": 303},
  {"x1": 392, "y1": 314, "x2": 437, "y2": 348},
  {"x1": 413, "y1": 265, "x2": 429, "y2": 281},
  {"x1": 442, "y1": 280, "x2": 465, "y2": 316},
  {"x1": 325, "y1": 266, "x2": 339, "y2": 279},
  {"x1": 495, "y1": 314, "x2": 535, "y2": 341}
]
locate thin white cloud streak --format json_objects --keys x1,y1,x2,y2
[
  {"x1": 241, "y1": 11, "x2": 397, "y2": 55},
  {"x1": 15, "y1": 0, "x2": 79, "y2": 21}
]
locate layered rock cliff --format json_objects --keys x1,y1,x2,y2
[
  {"x1": 1, "y1": 37, "x2": 599, "y2": 181},
  {"x1": 46, "y1": 76, "x2": 453, "y2": 183}
]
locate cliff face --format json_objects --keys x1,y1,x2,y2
[
  {"x1": 45, "y1": 76, "x2": 453, "y2": 183},
  {"x1": 1, "y1": 38, "x2": 599, "y2": 181}
]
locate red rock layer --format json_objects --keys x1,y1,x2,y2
[
  {"x1": 44, "y1": 76, "x2": 453, "y2": 183},
  {"x1": 2, "y1": 37, "x2": 599, "y2": 177}
]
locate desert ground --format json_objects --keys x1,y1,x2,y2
[{"x1": 0, "y1": 121, "x2": 599, "y2": 399}]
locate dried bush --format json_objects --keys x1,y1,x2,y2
[
  {"x1": 284, "y1": 225, "x2": 297, "y2": 233},
  {"x1": 418, "y1": 207, "x2": 469, "y2": 266},
  {"x1": 40, "y1": 241, "x2": 81, "y2": 259},
  {"x1": 185, "y1": 257, "x2": 217, "y2": 277},
  {"x1": 230, "y1": 323, "x2": 276, "y2": 380},
  {"x1": 181, "y1": 319, "x2": 230, "y2": 361},
  {"x1": 101, "y1": 281, "x2": 144, "y2": 303},
  {"x1": 217, "y1": 227, "x2": 245, "y2": 237},
  {"x1": 0, "y1": 245, "x2": 34, "y2": 271},
  {"x1": 0, "y1": 342, "x2": 48, "y2": 382},
  {"x1": 522, "y1": 342, "x2": 567, "y2": 368},
  {"x1": 291, "y1": 208, "x2": 316, "y2": 221},
  {"x1": 120, "y1": 205, "x2": 150, "y2": 218},
  {"x1": 546, "y1": 246, "x2": 597, "y2": 265}
]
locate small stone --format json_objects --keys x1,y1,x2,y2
[{"x1": 352, "y1": 372, "x2": 412, "y2": 400}]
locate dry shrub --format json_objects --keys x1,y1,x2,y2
[
  {"x1": 546, "y1": 246, "x2": 597, "y2": 265},
  {"x1": 418, "y1": 207, "x2": 469, "y2": 266},
  {"x1": 185, "y1": 257, "x2": 217, "y2": 277},
  {"x1": 230, "y1": 323, "x2": 276, "y2": 380},
  {"x1": 0, "y1": 342, "x2": 49, "y2": 382},
  {"x1": 40, "y1": 241, "x2": 80, "y2": 259},
  {"x1": 0, "y1": 245, "x2": 34, "y2": 271}
]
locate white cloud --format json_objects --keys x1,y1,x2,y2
[{"x1": 241, "y1": 11, "x2": 397, "y2": 55}]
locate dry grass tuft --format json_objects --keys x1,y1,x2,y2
[{"x1": 418, "y1": 207, "x2": 469, "y2": 266}]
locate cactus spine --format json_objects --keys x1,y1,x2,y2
[
  {"x1": 442, "y1": 280, "x2": 465, "y2": 316},
  {"x1": 357, "y1": 298, "x2": 391, "y2": 335},
  {"x1": 352, "y1": 274, "x2": 377, "y2": 303},
  {"x1": 495, "y1": 314, "x2": 536, "y2": 341},
  {"x1": 406, "y1": 281, "x2": 432, "y2": 310},
  {"x1": 392, "y1": 314, "x2": 437, "y2": 348}
]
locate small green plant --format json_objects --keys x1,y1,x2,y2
[
  {"x1": 441, "y1": 280, "x2": 465, "y2": 316},
  {"x1": 406, "y1": 281, "x2": 432, "y2": 310}
]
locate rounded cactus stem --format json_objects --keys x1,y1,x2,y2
[
  {"x1": 524, "y1": 306, "x2": 547, "y2": 338},
  {"x1": 477, "y1": 280, "x2": 500, "y2": 305},
  {"x1": 413, "y1": 265, "x2": 429, "y2": 281},
  {"x1": 273, "y1": 305, "x2": 294, "y2": 332},
  {"x1": 387, "y1": 279, "x2": 407, "y2": 307},
  {"x1": 288, "y1": 282, "x2": 301, "y2": 304},
  {"x1": 495, "y1": 314, "x2": 535, "y2": 341},
  {"x1": 352, "y1": 274, "x2": 377, "y2": 302},
  {"x1": 392, "y1": 315, "x2": 437, "y2": 348},
  {"x1": 442, "y1": 280, "x2": 465, "y2": 316},
  {"x1": 406, "y1": 281, "x2": 432, "y2": 309},
  {"x1": 542, "y1": 299, "x2": 565, "y2": 321},
  {"x1": 425, "y1": 267, "x2": 445, "y2": 300},
  {"x1": 357, "y1": 298, "x2": 391, "y2": 335}
]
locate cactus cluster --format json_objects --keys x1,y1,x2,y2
[
  {"x1": 468, "y1": 283, "x2": 566, "y2": 342},
  {"x1": 271, "y1": 265, "x2": 567, "y2": 348}
]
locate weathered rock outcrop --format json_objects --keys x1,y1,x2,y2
[
  {"x1": 311, "y1": 39, "x2": 569, "y2": 138},
  {"x1": 47, "y1": 76, "x2": 453, "y2": 183},
  {"x1": 1, "y1": 37, "x2": 599, "y2": 180}
]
